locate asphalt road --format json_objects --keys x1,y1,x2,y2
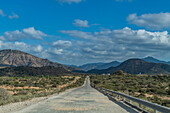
[{"x1": 12, "y1": 77, "x2": 137, "y2": 113}]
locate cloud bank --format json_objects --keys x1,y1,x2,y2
[
  {"x1": 127, "y1": 13, "x2": 170, "y2": 30},
  {"x1": 1, "y1": 26, "x2": 170, "y2": 65},
  {"x1": 0, "y1": 27, "x2": 47, "y2": 41},
  {"x1": 57, "y1": 27, "x2": 170, "y2": 64}
]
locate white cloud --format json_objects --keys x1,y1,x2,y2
[
  {"x1": 23, "y1": 27, "x2": 47, "y2": 39},
  {"x1": 112, "y1": 27, "x2": 170, "y2": 45},
  {"x1": 0, "y1": 41, "x2": 47, "y2": 58},
  {"x1": 34, "y1": 45, "x2": 43, "y2": 52},
  {"x1": 127, "y1": 13, "x2": 170, "y2": 30},
  {"x1": 1, "y1": 27, "x2": 47, "y2": 41},
  {"x1": 3, "y1": 30, "x2": 24, "y2": 41},
  {"x1": 56, "y1": 0, "x2": 82, "y2": 4},
  {"x1": 52, "y1": 48, "x2": 63, "y2": 55},
  {"x1": 73, "y1": 19, "x2": 89, "y2": 27},
  {"x1": 59, "y1": 27, "x2": 170, "y2": 64},
  {"x1": 0, "y1": 9, "x2": 5, "y2": 16},
  {"x1": 0, "y1": 41, "x2": 30, "y2": 52},
  {"x1": 14, "y1": 41, "x2": 27, "y2": 47},
  {"x1": 8, "y1": 13, "x2": 19, "y2": 19},
  {"x1": 52, "y1": 40, "x2": 72, "y2": 47}
]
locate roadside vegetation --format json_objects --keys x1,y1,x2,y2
[
  {"x1": 0, "y1": 75, "x2": 85, "y2": 106},
  {"x1": 90, "y1": 70, "x2": 170, "y2": 108}
]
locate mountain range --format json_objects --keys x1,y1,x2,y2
[
  {"x1": 87, "y1": 59, "x2": 170, "y2": 75},
  {"x1": 0, "y1": 49, "x2": 170, "y2": 75},
  {"x1": 70, "y1": 56, "x2": 170, "y2": 71},
  {"x1": 69, "y1": 61, "x2": 121, "y2": 71}
]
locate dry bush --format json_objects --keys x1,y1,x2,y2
[{"x1": 0, "y1": 88, "x2": 12, "y2": 105}]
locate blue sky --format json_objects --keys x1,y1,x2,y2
[{"x1": 0, "y1": 0, "x2": 170, "y2": 65}]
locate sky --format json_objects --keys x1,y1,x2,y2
[{"x1": 0, "y1": 0, "x2": 170, "y2": 65}]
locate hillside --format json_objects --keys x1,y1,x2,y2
[
  {"x1": 88, "y1": 59, "x2": 170, "y2": 74},
  {"x1": 0, "y1": 49, "x2": 79, "y2": 72},
  {"x1": 0, "y1": 66, "x2": 72, "y2": 77}
]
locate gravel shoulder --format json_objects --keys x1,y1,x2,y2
[
  {"x1": 0, "y1": 96, "x2": 46, "y2": 113},
  {"x1": 0, "y1": 86, "x2": 79, "y2": 113}
]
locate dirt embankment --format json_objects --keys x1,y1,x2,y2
[{"x1": 57, "y1": 77, "x2": 80, "y2": 89}]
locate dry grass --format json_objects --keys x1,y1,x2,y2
[{"x1": 0, "y1": 75, "x2": 85, "y2": 106}]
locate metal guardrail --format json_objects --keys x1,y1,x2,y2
[{"x1": 96, "y1": 87, "x2": 170, "y2": 113}]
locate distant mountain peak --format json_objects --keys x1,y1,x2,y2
[
  {"x1": 142, "y1": 56, "x2": 170, "y2": 65},
  {"x1": 145, "y1": 56, "x2": 154, "y2": 58},
  {"x1": 143, "y1": 56, "x2": 158, "y2": 60}
]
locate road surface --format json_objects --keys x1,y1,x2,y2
[{"x1": 12, "y1": 77, "x2": 137, "y2": 113}]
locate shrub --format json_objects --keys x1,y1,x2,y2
[{"x1": 0, "y1": 88, "x2": 12, "y2": 105}]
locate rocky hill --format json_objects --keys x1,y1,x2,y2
[
  {"x1": 88, "y1": 59, "x2": 170, "y2": 74},
  {"x1": 0, "y1": 49, "x2": 61, "y2": 67},
  {"x1": 0, "y1": 49, "x2": 80, "y2": 71}
]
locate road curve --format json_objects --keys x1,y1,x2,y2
[{"x1": 12, "y1": 77, "x2": 137, "y2": 113}]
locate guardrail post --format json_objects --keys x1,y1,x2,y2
[
  {"x1": 118, "y1": 95, "x2": 120, "y2": 100},
  {"x1": 130, "y1": 100, "x2": 132, "y2": 104},
  {"x1": 154, "y1": 109, "x2": 157, "y2": 113},
  {"x1": 124, "y1": 97, "x2": 126, "y2": 101}
]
